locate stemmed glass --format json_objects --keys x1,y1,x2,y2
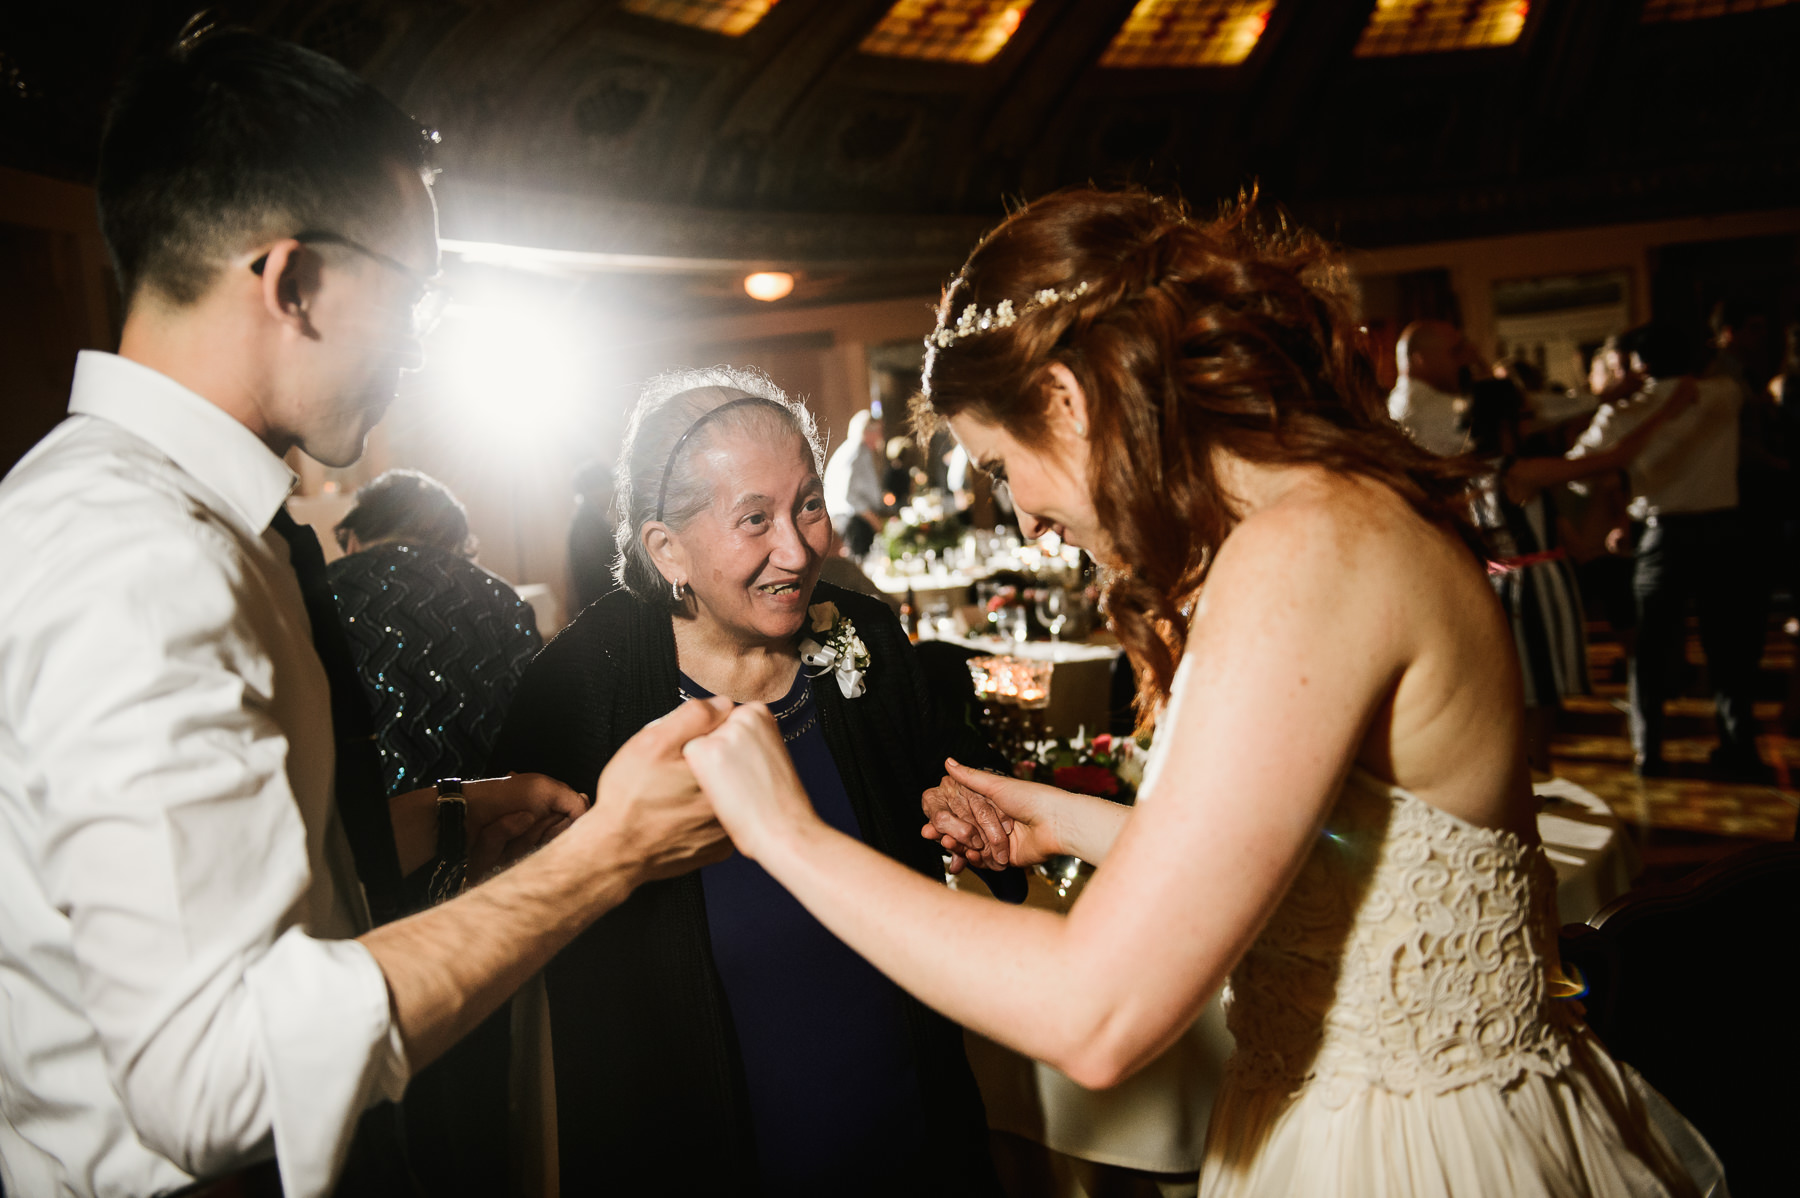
[
  {"x1": 1034, "y1": 586, "x2": 1068, "y2": 642},
  {"x1": 1002, "y1": 604, "x2": 1029, "y2": 646}
]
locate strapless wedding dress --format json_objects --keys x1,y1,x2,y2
[{"x1": 1193, "y1": 766, "x2": 1716, "y2": 1196}]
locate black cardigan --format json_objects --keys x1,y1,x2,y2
[{"x1": 489, "y1": 582, "x2": 1003, "y2": 1196}]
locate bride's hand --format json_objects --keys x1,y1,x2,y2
[
  {"x1": 683, "y1": 704, "x2": 818, "y2": 861},
  {"x1": 922, "y1": 758, "x2": 1069, "y2": 870}
]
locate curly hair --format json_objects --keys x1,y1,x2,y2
[{"x1": 917, "y1": 187, "x2": 1478, "y2": 730}]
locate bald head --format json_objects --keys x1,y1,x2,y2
[{"x1": 1397, "y1": 320, "x2": 1469, "y2": 394}]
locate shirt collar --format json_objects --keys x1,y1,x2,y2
[{"x1": 67, "y1": 351, "x2": 298, "y2": 535}]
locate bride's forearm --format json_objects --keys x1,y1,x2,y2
[
  {"x1": 759, "y1": 819, "x2": 1128, "y2": 1082},
  {"x1": 1053, "y1": 793, "x2": 1133, "y2": 865}
]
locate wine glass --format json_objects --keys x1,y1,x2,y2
[
  {"x1": 1034, "y1": 586, "x2": 1068, "y2": 642},
  {"x1": 1002, "y1": 604, "x2": 1029, "y2": 646}
]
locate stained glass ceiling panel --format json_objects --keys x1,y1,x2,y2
[
  {"x1": 860, "y1": 0, "x2": 1037, "y2": 64},
  {"x1": 619, "y1": 0, "x2": 780, "y2": 37},
  {"x1": 1354, "y1": 0, "x2": 1529, "y2": 57},
  {"x1": 1641, "y1": 0, "x2": 1797, "y2": 20},
  {"x1": 1099, "y1": 0, "x2": 1275, "y2": 68}
]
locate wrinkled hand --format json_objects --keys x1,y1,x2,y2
[
  {"x1": 463, "y1": 772, "x2": 589, "y2": 880},
  {"x1": 922, "y1": 772, "x2": 1014, "y2": 872},
  {"x1": 682, "y1": 704, "x2": 819, "y2": 862},
  {"x1": 576, "y1": 697, "x2": 736, "y2": 884},
  {"x1": 922, "y1": 758, "x2": 1068, "y2": 870}
]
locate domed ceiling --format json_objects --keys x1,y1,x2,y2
[{"x1": 4, "y1": 0, "x2": 1798, "y2": 310}]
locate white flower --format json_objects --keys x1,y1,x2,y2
[{"x1": 800, "y1": 604, "x2": 868, "y2": 698}]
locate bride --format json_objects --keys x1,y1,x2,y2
[{"x1": 681, "y1": 187, "x2": 1712, "y2": 1195}]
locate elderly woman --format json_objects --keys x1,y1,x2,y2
[{"x1": 489, "y1": 368, "x2": 1006, "y2": 1195}]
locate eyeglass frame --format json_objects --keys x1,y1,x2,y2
[{"x1": 250, "y1": 230, "x2": 449, "y2": 338}]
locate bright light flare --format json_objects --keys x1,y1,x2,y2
[
  {"x1": 428, "y1": 303, "x2": 590, "y2": 449},
  {"x1": 743, "y1": 271, "x2": 795, "y2": 301}
]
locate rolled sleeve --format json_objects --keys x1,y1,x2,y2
[{"x1": 246, "y1": 931, "x2": 407, "y2": 1198}]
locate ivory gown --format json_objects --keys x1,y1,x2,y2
[{"x1": 1139, "y1": 659, "x2": 1719, "y2": 1197}]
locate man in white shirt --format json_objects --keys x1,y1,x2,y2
[
  {"x1": 824, "y1": 408, "x2": 888, "y2": 555},
  {"x1": 0, "y1": 28, "x2": 731, "y2": 1198},
  {"x1": 1387, "y1": 319, "x2": 1476, "y2": 456},
  {"x1": 1567, "y1": 321, "x2": 1765, "y2": 780}
]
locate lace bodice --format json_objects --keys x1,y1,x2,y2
[{"x1": 1224, "y1": 769, "x2": 1575, "y2": 1104}]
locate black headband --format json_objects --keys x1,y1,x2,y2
[{"x1": 655, "y1": 395, "x2": 791, "y2": 523}]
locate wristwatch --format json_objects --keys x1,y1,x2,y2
[{"x1": 428, "y1": 778, "x2": 468, "y2": 904}]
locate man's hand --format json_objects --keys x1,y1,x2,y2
[
  {"x1": 574, "y1": 697, "x2": 736, "y2": 884},
  {"x1": 922, "y1": 772, "x2": 1013, "y2": 872}
]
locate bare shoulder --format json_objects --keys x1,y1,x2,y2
[{"x1": 1209, "y1": 470, "x2": 1466, "y2": 607}]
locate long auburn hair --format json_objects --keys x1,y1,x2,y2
[{"x1": 917, "y1": 187, "x2": 1480, "y2": 730}]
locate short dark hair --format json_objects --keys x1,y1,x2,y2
[
  {"x1": 97, "y1": 24, "x2": 436, "y2": 309},
  {"x1": 335, "y1": 470, "x2": 472, "y2": 557}
]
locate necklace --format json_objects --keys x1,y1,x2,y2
[{"x1": 677, "y1": 679, "x2": 814, "y2": 742}]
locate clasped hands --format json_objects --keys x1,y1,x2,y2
[{"x1": 442, "y1": 698, "x2": 1070, "y2": 891}]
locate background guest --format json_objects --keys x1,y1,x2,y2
[
  {"x1": 567, "y1": 457, "x2": 617, "y2": 614},
  {"x1": 825, "y1": 407, "x2": 888, "y2": 555},
  {"x1": 330, "y1": 468, "x2": 544, "y2": 1196},
  {"x1": 331, "y1": 469, "x2": 541, "y2": 798},
  {"x1": 1387, "y1": 318, "x2": 1479, "y2": 456},
  {"x1": 1570, "y1": 321, "x2": 1765, "y2": 780},
  {"x1": 1464, "y1": 376, "x2": 1695, "y2": 771},
  {"x1": 1710, "y1": 299, "x2": 1787, "y2": 689}
]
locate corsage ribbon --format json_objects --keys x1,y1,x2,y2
[{"x1": 800, "y1": 637, "x2": 866, "y2": 698}]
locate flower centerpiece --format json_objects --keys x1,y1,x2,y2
[
  {"x1": 1013, "y1": 731, "x2": 1149, "y2": 804},
  {"x1": 878, "y1": 507, "x2": 965, "y2": 562}
]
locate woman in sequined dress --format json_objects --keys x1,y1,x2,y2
[{"x1": 681, "y1": 190, "x2": 1721, "y2": 1196}]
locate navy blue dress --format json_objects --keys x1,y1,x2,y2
[{"x1": 679, "y1": 668, "x2": 928, "y2": 1190}]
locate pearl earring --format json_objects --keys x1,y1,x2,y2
[
  {"x1": 671, "y1": 579, "x2": 687, "y2": 602},
  {"x1": 1073, "y1": 422, "x2": 1087, "y2": 436}
]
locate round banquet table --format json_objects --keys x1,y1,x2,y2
[{"x1": 960, "y1": 775, "x2": 1637, "y2": 1180}]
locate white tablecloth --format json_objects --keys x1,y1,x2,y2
[
  {"x1": 965, "y1": 776, "x2": 1637, "y2": 1174},
  {"x1": 926, "y1": 632, "x2": 1122, "y2": 738}
]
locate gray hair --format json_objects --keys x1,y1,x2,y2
[{"x1": 612, "y1": 365, "x2": 825, "y2": 609}]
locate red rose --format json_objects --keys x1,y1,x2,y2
[
  {"x1": 1090, "y1": 734, "x2": 1114, "y2": 755},
  {"x1": 1054, "y1": 764, "x2": 1120, "y2": 797}
]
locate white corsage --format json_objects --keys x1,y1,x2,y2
[{"x1": 799, "y1": 601, "x2": 869, "y2": 698}]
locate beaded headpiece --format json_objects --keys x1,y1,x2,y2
[{"x1": 927, "y1": 281, "x2": 1091, "y2": 350}]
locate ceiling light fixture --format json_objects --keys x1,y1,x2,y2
[{"x1": 744, "y1": 271, "x2": 795, "y2": 301}]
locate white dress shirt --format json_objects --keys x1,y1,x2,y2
[
  {"x1": 1567, "y1": 375, "x2": 1741, "y2": 520},
  {"x1": 0, "y1": 352, "x2": 407, "y2": 1198},
  {"x1": 1386, "y1": 376, "x2": 1468, "y2": 456},
  {"x1": 823, "y1": 438, "x2": 885, "y2": 524}
]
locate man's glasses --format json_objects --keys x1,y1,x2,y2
[{"x1": 251, "y1": 231, "x2": 450, "y2": 339}]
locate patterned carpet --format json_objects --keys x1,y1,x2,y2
[{"x1": 1549, "y1": 622, "x2": 1800, "y2": 885}]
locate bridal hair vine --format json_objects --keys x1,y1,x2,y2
[{"x1": 928, "y1": 281, "x2": 1091, "y2": 349}]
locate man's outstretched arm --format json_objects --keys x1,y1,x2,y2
[{"x1": 360, "y1": 697, "x2": 733, "y2": 1071}]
